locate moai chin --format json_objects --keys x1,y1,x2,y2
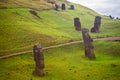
[
  {"x1": 61, "y1": 3, "x2": 66, "y2": 10},
  {"x1": 91, "y1": 16, "x2": 101, "y2": 33},
  {"x1": 82, "y1": 28, "x2": 96, "y2": 60},
  {"x1": 33, "y1": 45, "x2": 45, "y2": 76},
  {"x1": 74, "y1": 17, "x2": 81, "y2": 31}
]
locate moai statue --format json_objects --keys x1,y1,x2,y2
[
  {"x1": 33, "y1": 45, "x2": 45, "y2": 76},
  {"x1": 70, "y1": 5, "x2": 74, "y2": 10},
  {"x1": 74, "y1": 17, "x2": 81, "y2": 31},
  {"x1": 54, "y1": 3, "x2": 59, "y2": 11},
  {"x1": 91, "y1": 16, "x2": 101, "y2": 33},
  {"x1": 82, "y1": 28, "x2": 96, "y2": 60},
  {"x1": 29, "y1": 10, "x2": 40, "y2": 18},
  {"x1": 61, "y1": 3, "x2": 66, "y2": 10},
  {"x1": 109, "y1": 15, "x2": 114, "y2": 19},
  {"x1": 116, "y1": 17, "x2": 119, "y2": 20}
]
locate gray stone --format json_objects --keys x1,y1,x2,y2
[
  {"x1": 91, "y1": 16, "x2": 101, "y2": 33},
  {"x1": 74, "y1": 17, "x2": 81, "y2": 31},
  {"x1": 55, "y1": 3, "x2": 59, "y2": 11},
  {"x1": 29, "y1": 10, "x2": 40, "y2": 18},
  {"x1": 61, "y1": 3, "x2": 66, "y2": 10},
  {"x1": 69, "y1": 5, "x2": 74, "y2": 10},
  {"x1": 33, "y1": 45, "x2": 44, "y2": 76},
  {"x1": 82, "y1": 28, "x2": 96, "y2": 59}
]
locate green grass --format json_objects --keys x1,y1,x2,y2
[
  {"x1": 0, "y1": 0, "x2": 120, "y2": 80},
  {"x1": 0, "y1": 41, "x2": 120, "y2": 80},
  {"x1": 0, "y1": 4, "x2": 120, "y2": 55}
]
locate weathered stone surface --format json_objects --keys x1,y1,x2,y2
[
  {"x1": 91, "y1": 16, "x2": 101, "y2": 33},
  {"x1": 61, "y1": 3, "x2": 66, "y2": 10},
  {"x1": 33, "y1": 45, "x2": 44, "y2": 76},
  {"x1": 29, "y1": 10, "x2": 40, "y2": 18},
  {"x1": 69, "y1": 5, "x2": 74, "y2": 10},
  {"x1": 74, "y1": 17, "x2": 81, "y2": 31},
  {"x1": 82, "y1": 28, "x2": 96, "y2": 59}
]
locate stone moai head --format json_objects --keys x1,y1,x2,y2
[
  {"x1": 82, "y1": 28, "x2": 95, "y2": 59},
  {"x1": 95, "y1": 16, "x2": 101, "y2": 24},
  {"x1": 91, "y1": 16, "x2": 101, "y2": 33},
  {"x1": 33, "y1": 45, "x2": 44, "y2": 76},
  {"x1": 70, "y1": 5, "x2": 74, "y2": 10},
  {"x1": 82, "y1": 28, "x2": 89, "y2": 33},
  {"x1": 82, "y1": 28, "x2": 90, "y2": 39},
  {"x1": 29, "y1": 10, "x2": 40, "y2": 18},
  {"x1": 29, "y1": 10, "x2": 37, "y2": 16},
  {"x1": 94, "y1": 16, "x2": 101, "y2": 31},
  {"x1": 74, "y1": 17, "x2": 81, "y2": 31},
  {"x1": 61, "y1": 3, "x2": 66, "y2": 10},
  {"x1": 109, "y1": 15, "x2": 114, "y2": 19},
  {"x1": 54, "y1": 3, "x2": 59, "y2": 11}
]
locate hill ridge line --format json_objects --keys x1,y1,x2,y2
[{"x1": 0, "y1": 36, "x2": 120, "y2": 59}]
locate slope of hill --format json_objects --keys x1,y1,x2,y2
[
  {"x1": 0, "y1": 0, "x2": 68, "y2": 9},
  {"x1": 0, "y1": 41, "x2": 120, "y2": 80},
  {"x1": 0, "y1": 0, "x2": 120, "y2": 80},
  {"x1": 0, "y1": 0, "x2": 120, "y2": 56}
]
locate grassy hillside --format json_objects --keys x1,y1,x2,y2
[
  {"x1": 0, "y1": 0, "x2": 120, "y2": 80},
  {"x1": 0, "y1": 41, "x2": 120, "y2": 80},
  {"x1": 0, "y1": 0, "x2": 120, "y2": 56},
  {"x1": 0, "y1": 0, "x2": 68, "y2": 9}
]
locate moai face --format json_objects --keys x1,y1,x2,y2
[
  {"x1": 95, "y1": 16, "x2": 101, "y2": 24},
  {"x1": 62, "y1": 3, "x2": 66, "y2": 10},
  {"x1": 91, "y1": 16, "x2": 101, "y2": 33},
  {"x1": 70, "y1": 5, "x2": 74, "y2": 10},
  {"x1": 74, "y1": 17, "x2": 81, "y2": 31}
]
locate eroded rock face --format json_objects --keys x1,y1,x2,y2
[
  {"x1": 82, "y1": 28, "x2": 96, "y2": 60},
  {"x1": 74, "y1": 17, "x2": 81, "y2": 31},
  {"x1": 91, "y1": 16, "x2": 101, "y2": 33},
  {"x1": 61, "y1": 3, "x2": 66, "y2": 10},
  {"x1": 33, "y1": 45, "x2": 44, "y2": 76}
]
